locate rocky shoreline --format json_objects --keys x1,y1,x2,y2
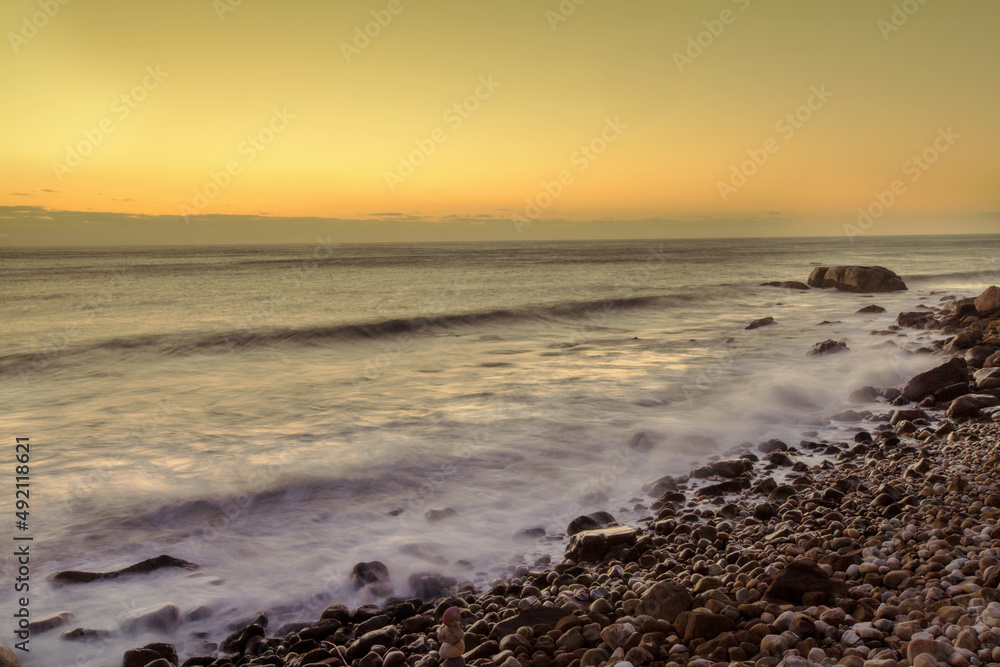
[{"x1": 10, "y1": 278, "x2": 1000, "y2": 667}]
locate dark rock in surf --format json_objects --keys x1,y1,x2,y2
[
  {"x1": 857, "y1": 304, "x2": 887, "y2": 314},
  {"x1": 351, "y1": 561, "x2": 388, "y2": 587},
  {"x1": 809, "y1": 339, "x2": 849, "y2": 355},
  {"x1": 425, "y1": 507, "x2": 457, "y2": 522},
  {"x1": 50, "y1": 554, "x2": 198, "y2": 586},
  {"x1": 123, "y1": 643, "x2": 178, "y2": 667},
  {"x1": 567, "y1": 511, "x2": 616, "y2": 535},
  {"x1": 746, "y1": 316, "x2": 776, "y2": 330},
  {"x1": 807, "y1": 265, "x2": 906, "y2": 292},
  {"x1": 408, "y1": 572, "x2": 457, "y2": 600},
  {"x1": 897, "y1": 311, "x2": 935, "y2": 329}
]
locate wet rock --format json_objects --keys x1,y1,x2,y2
[
  {"x1": 947, "y1": 393, "x2": 1000, "y2": 419},
  {"x1": 674, "y1": 611, "x2": 735, "y2": 641},
  {"x1": 746, "y1": 317, "x2": 777, "y2": 330},
  {"x1": 906, "y1": 637, "x2": 954, "y2": 663},
  {"x1": 565, "y1": 526, "x2": 637, "y2": 562},
  {"x1": 513, "y1": 527, "x2": 546, "y2": 541},
  {"x1": 902, "y1": 357, "x2": 969, "y2": 401},
  {"x1": 348, "y1": 625, "x2": 399, "y2": 659},
  {"x1": 890, "y1": 408, "x2": 928, "y2": 424},
  {"x1": 708, "y1": 458, "x2": 753, "y2": 478},
  {"x1": 123, "y1": 642, "x2": 178, "y2": 667},
  {"x1": 636, "y1": 581, "x2": 692, "y2": 623},
  {"x1": 898, "y1": 311, "x2": 935, "y2": 329},
  {"x1": 51, "y1": 555, "x2": 198, "y2": 586},
  {"x1": 857, "y1": 304, "x2": 887, "y2": 314},
  {"x1": 120, "y1": 603, "x2": 181, "y2": 635},
  {"x1": 425, "y1": 507, "x2": 457, "y2": 522},
  {"x1": 28, "y1": 611, "x2": 74, "y2": 635},
  {"x1": 975, "y1": 367, "x2": 1000, "y2": 390},
  {"x1": 568, "y1": 511, "x2": 616, "y2": 535},
  {"x1": 59, "y1": 628, "x2": 115, "y2": 642},
  {"x1": 221, "y1": 622, "x2": 264, "y2": 654},
  {"x1": 626, "y1": 431, "x2": 657, "y2": 452},
  {"x1": 489, "y1": 607, "x2": 571, "y2": 640},
  {"x1": 351, "y1": 561, "x2": 391, "y2": 589},
  {"x1": 766, "y1": 559, "x2": 831, "y2": 604},
  {"x1": 409, "y1": 572, "x2": 457, "y2": 600},
  {"x1": 0, "y1": 643, "x2": 18, "y2": 667},
  {"x1": 807, "y1": 266, "x2": 907, "y2": 292},
  {"x1": 758, "y1": 439, "x2": 788, "y2": 454},
  {"x1": 974, "y1": 285, "x2": 1000, "y2": 315},
  {"x1": 809, "y1": 339, "x2": 849, "y2": 355}
]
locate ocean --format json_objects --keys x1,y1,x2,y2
[{"x1": 1, "y1": 234, "x2": 998, "y2": 665}]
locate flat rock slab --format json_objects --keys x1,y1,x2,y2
[{"x1": 565, "y1": 526, "x2": 637, "y2": 563}]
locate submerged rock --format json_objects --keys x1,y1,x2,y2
[
  {"x1": 808, "y1": 339, "x2": 849, "y2": 355},
  {"x1": 120, "y1": 603, "x2": 181, "y2": 635}
]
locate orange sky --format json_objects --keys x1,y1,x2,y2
[{"x1": 0, "y1": 0, "x2": 997, "y2": 243}]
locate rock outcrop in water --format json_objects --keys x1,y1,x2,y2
[
  {"x1": 50, "y1": 554, "x2": 199, "y2": 585},
  {"x1": 807, "y1": 265, "x2": 907, "y2": 292}
]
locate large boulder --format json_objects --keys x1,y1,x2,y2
[
  {"x1": 708, "y1": 458, "x2": 753, "y2": 478},
  {"x1": 974, "y1": 367, "x2": 1000, "y2": 391},
  {"x1": 807, "y1": 266, "x2": 907, "y2": 293},
  {"x1": 565, "y1": 526, "x2": 636, "y2": 563},
  {"x1": 947, "y1": 394, "x2": 1000, "y2": 420},
  {"x1": 902, "y1": 357, "x2": 969, "y2": 401},
  {"x1": 975, "y1": 286, "x2": 1000, "y2": 315}
]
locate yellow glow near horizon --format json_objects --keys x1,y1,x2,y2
[{"x1": 0, "y1": 0, "x2": 997, "y2": 241}]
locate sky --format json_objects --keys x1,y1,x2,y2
[{"x1": 0, "y1": 0, "x2": 997, "y2": 245}]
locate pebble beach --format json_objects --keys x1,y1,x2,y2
[{"x1": 89, "y1": 277, "x2": 1000, "y2": 667}]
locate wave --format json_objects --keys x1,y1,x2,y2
[
  {"x1": 904, "y1": 270, "x2": 1000, "y2": 283},
  {"x1": 0, "y1": 293, "x2": 690, "y2": 375}
]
